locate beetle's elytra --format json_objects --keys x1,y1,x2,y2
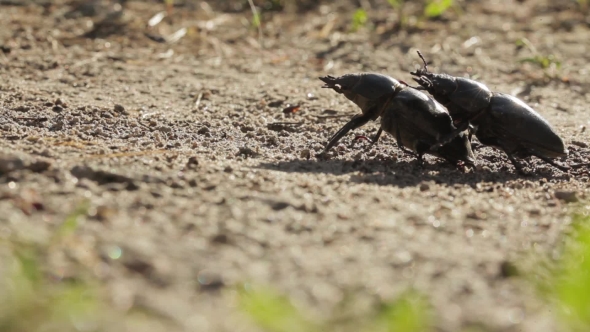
[{"x1": 319, "y1": 73, "x2": 475, "y2": 166}]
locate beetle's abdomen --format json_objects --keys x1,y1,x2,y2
[{"x1": 488, "y1": 93, "x2": 567, "y2": 157}]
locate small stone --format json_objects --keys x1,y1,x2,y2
[
  {"x1": 267, "y1": 100, "x2": 284, "y2": 108},
  {"x1": 499, "y1": 261, "x2": 519, "y2": 278},
  {"x1": 528, "y1": 208, "x2": 541, "y2": 216},
  {"x1": 55, "y1": 98, "x2": 64, "y2": 106},
  {"x1": 186, "y1": 156, "x2": 199, "y2": 169},
  {"x1": 224, "y1": 166, "x2": 233, "y2": 173},
  {"x1": 571, "y1": 140, "x2": 588, "y2": 148},
  {"x1": 52, "y1": 105, "x2": 63, "y2": 113},
  {"x1": 554, "y1": 191, "x2": 578, "y2": 203},
  {"x1": 113, "y1": 104, "x2": 125, "y2": 113},
  {"x1": 197, "y1": 270, "x2": 224, "y2": 292},
  {"x1": 419, "y1": 182, "x2": 430, "y2": 192},
  {"x1": 270, "y1": 201, "x2": 290, "y2": 211},
  {"x1": 237, "y1": 147, "x2": 258, "y2": 158},
  {"x1": 211, "y1": 234, "x2": 230, "y2": 244},
  {"x1": 300, "y1": 149, "x2": 311, "y2": 160},
  {"x1": 197, "y1": 127, "x2": 210, "y2": 135},
  {"x1": 158, "y1": 126, "x2": 172, "y2": 133},
  {"x1": 14, "y1": 105, "x2": 29, "y2": 112},
  {"x1": 0, "y1": 154, "x2": 26, "y2": 174},
  {"x1": 28, "y1": 160, "x2": 51, "y2": 172},
  {"x1": 0, "y1": 45, "x2": 11, "y2": 54}
]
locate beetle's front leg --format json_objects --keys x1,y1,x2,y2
[
  {"x1": 430, "y1": 120, "x2": 471, "y2": 151},
  {"x1": 527, "y1": 148, "x2": 571, "y2": 173},
  {"x1": 322, "y1": 113, "x2": 373, "y2": 154}
]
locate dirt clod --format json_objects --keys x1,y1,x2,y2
[
  {"x1": 554, "y1": 190, "x2": 578, "y2": 202},
  {"x1": 0, "y1": 154, "x2": 26, "y2": 174}
]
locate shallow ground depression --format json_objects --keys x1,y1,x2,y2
[{"x1": 1, "y1": 0, "x2": 590, "y2": 331}]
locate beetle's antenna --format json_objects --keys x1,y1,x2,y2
[{"x1": 416, "y1": 50, "x2": 429, "y2": 72}]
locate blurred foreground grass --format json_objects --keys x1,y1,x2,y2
[
  {"x1": 237, "y1": 210, "x2": 590, "y2": 332},
  {"x1": 0, "y1": 244, "x2": 101, "y2": 332},
  {"x1": 238, "y1": 285, "x2": 432, "y2": 332},
  {"x1": 532, "y1": 212, "x2": 590, "y2": 332},
  {"x1": 0, "y1": 201, "x2": 105, "y2": 332},
  {"x1": 2, "y1": 202, "x2": 590, "y2": 332}
]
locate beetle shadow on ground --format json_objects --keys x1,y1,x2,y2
[{"x1": 255, "y1": 157, "x2": 571, "y2": 188}]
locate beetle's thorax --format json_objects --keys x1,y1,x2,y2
[
  {"x1": 427, "y1": 73, "x2": 459, "y2": 96},
  {"x1": 375, "y1": 84, "x2": 406, "y2": 119}
]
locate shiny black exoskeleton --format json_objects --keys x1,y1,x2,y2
[
  {"x1": 411, "y1": 51, "x2": 570, "y2": 174},
  {"x1": 319, "y1": 73, "x2": 475, "y2": 166}
]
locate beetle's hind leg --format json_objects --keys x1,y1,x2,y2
[
  {"x1": 415, "y1": 141, "x2": 435, "y2": 168},
  {"x1": 526, "y1": 148, "x2": 571, "y2": 172},
  {"x1": 505, "y1": 152, "x2": 531, "y2": 176},
  {"x1": 364, "y1": 127, "x2": 383, "y2": 151}
]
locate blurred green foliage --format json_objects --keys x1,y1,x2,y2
[
  {"x1": 530, "y1": 212, "x2": 590, "y2": 332},
  {"x1": 0, "y1": 202, "x2": 103, "y2": 332},
  {"x1": 237, "y1": 285, "x2": 432, "y2": 332},
  {"x1": 424, "y1": 0, "x2": 454, "y2": 18},
  {"x1": 351, "y1": 8, "x2": 369, "y2": 32},
  {"x1": 368, "y1": 291, "x2": 432, "y2": 332},
  {"x1": 0, "y1": 244, "x2": 101, "y2": 332},
  {"x1": 387, "y1": 0, "x2": 403, "y2": 8},
  {"x1": 53, "y1": 200, "x2": 89, "y2": 241},
  {"x1": 238, "y1": 286, "x2": 321, "y2": 332},
  {"x1": 519, "y1": 55, "x2": 561, "y2": 70}
]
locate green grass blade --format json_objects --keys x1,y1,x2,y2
[
  {"x1": 238, "y1": 286, "x2": 320, "y2": 332},
  {"x1": 424, "y1": 0, "x2": 454, "y2": 18},
  {"x1": 351, "y1": 8, "x2": 368, "y2": 32},
  {"x1": 367, "y1": 291, "x2": 432, "y2": 332}
]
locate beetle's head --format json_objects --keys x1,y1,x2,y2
[
  {"x1": 410, "y1": 51, "x2": 457, "y2": 97},
  {"x1": 319, "y1": 74, "x2": 361, "y2": 93}
]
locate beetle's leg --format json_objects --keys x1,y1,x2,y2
[
  {"x1": 364, "y1": 127, "x2": 383, "y2": 151},
  {"x1": 415, "y1": 141, "x2": 434, "y2": 168},
  {"x1": 569, "y1": 162, "x2": 590, "y2": 169},
  {"x1": 526, "y1": 148, "x2": 571, "y2": 172},
  {"x1": 430, "y1": 121, "x2": 471, "y2": 151},
  {"x1": 411, "y1": 77, "x2": 432, "y2": 90},
  {"x1": 416, "y1": 153, "x2": 425, "y2": 167},
  {"x1": 505, "y1": 152, "x2": 530, "y2": 176},
  {"x1": 399, "y1": 80, "x2": 425, "y2": 90},
  {"x1": 322, "y1": 113, "x2": 372, "y2": 153},
  {"x1": 393, "y1": 114, "x2": 416, "y2": 157},
  {"x1": 432, "y1": 109, "x2": 485, "y2": 152},
  {"x1": 467, "y1": 124, "x2": 476, "y2": 141}
]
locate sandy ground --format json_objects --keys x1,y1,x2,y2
[{"x1": 1, "y1": 0, "x2": 590, "y2": 331}]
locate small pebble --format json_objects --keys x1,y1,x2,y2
[
  {"x1": 571, "y1": 140, "x2": 588, "y2": 148},
  {"x1": 300, "y1": 149, "x2": 311, "y2": 160},
  {"x1": 554, "y1": 191, "x2": 577, "y2": 203},
  {"x1": 419, "y1": 182, "x2": 430, "y2": 192},
  {"x1": 186, "y1": 156, "x2": 199, "y2": 169}
]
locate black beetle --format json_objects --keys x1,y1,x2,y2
[
  {"x1": 319, "y1": 73, "x2": 475, "y2": 166},
  {"x1": 410, "y1": 51, "x2": 571, "y2": 174}
]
